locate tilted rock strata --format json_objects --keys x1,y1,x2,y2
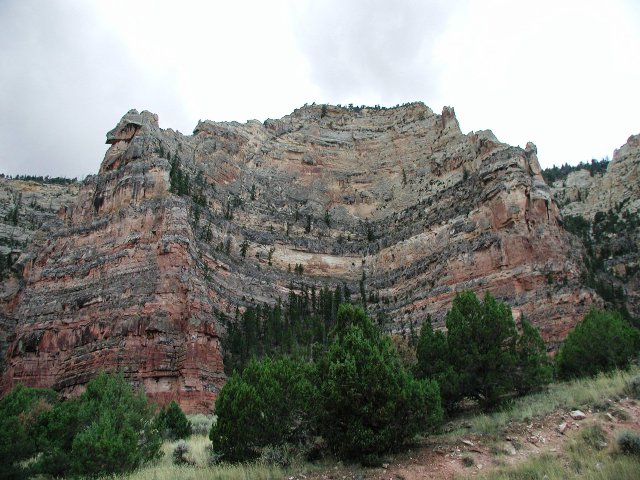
[{"x1": 1, "y1": 104, "x2": 604, "y2": 411}]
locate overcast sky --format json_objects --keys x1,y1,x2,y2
[{"x1": 1, "y1": 0, "x2": 639, "y2": 178}]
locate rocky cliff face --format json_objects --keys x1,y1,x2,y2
[
  {"x1": 552, "y1": 135, "x2": 640, "y2": 219},
  {"x1": 0, "y1": 178, "x2": 80, "y2": 372},
  {"x1": 0, "y1": 177, "x2": 79, "y2": 305},
  {"x1": 0, "y1": 104, "x2": 612, "y2": 411},
  {"x1": 550, "y1": 134, "x2": 640, "y2": 319}
]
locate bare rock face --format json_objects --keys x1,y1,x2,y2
[
  {"x1": 1, "y1": 104, "x2": 607, "y2": 411},
  {"x1": 1, "y1": 111, "x2": 224, "y2": 412},
  {"x1": 553, "y1": 134, "x2": 640, "y2": 219}
]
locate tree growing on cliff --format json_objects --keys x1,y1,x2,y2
[
  {"x1": 169, "y1": 159, "x2": 190, "y2": 196},
  {"x1": 240, "y1": 239, "x2": 249, "y2": 258},
  {"x1": 556, "y1": 308, "x2": 640, "y2": 380}
]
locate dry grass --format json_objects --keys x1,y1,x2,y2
[
  {"x1": 461, "y1": 434, "x2": 640, "y2": 480},
  {"x1": 123, "y1": 462, "x2": 283, "y2": 480},
  {"x1": 454, "y1": 367, "x2": 640, "y2": 480},
  {"x1": 108, "y1": 435, "x2": 284, "y2": 480},
  {"x1": 459, "y1": 367, "x2": 637, "y2": 436}
]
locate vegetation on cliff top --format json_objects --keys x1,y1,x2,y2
[
  {"x1": 0, "y1": 174, "x2": 79, "y2": 185},
  {"x1": 541, "y1": 157, "x2": 609, "y2": 185}
]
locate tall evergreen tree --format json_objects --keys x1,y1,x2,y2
[
  {"x1": 445, "y1": 292, "x2": 518, "y2": 409},
  {"x1": 318, "y1": 305, "x2": 442, "y2": 462},
  {"x1": 416, "y1": 291, "x2": 550, "y2": 412}
]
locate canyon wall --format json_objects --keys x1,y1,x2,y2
[{"x1": 1, "y1": 104, "x2": 633, "y2": 411}]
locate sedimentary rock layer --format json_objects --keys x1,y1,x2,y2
[{"x1": 1, "y1": 104, "x2": 625, "y2": 411}]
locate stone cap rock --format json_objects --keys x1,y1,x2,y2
[
  {"x1": 106, "y1": 109, "x2": 159, "y2": 144},
  {"x1": 525, "y1": 142, "x2": 542, "y2": 176}
]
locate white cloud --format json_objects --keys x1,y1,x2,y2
[
  {"x1": 433, "y1": 0, "x2": 640, "y2": 166},
  {"x1": 91, "y1": 0, "x2": 321, "y2": 125},
  {"x1": 0, "y1": 0, "x2": 190, "y2": 177},
  {"x1": 290, "y1": 0, "x2": 452, "y2": 107},
  {"x1": 0, "y1": 0, "x2": 638, "y2": 177}
]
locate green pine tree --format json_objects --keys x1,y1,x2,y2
[
  {"x1": 514, "y1": 316, "x2": 553, "y2": 394},
  {"x1": 210, "y1": 358, "x2": 315, "y2": 462},
  {"x1": 556, "y1": 308, "x2": 640, "y2": 379},
  {"x1": 156, "y1": 400, "x2": 192, "y2": 440},
  {"x1": 318, "y1": 305, "x2": 442, "y2": 463}
]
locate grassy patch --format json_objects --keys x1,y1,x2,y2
[
  {"x1": 124, "y1": 462, "x2": 284, "y2": 480},
  {"x1": 454, "y1": 368, "x2": 640, "y2": 480},
  {"x1": 453, "y1": 368, "x2": 636, "y2": 437},
  {"x1": 460, "y1": 427, "x2": 640, "y2": 480},
  {"x1": 107, "y1": 435, "x2": 284, "y2": 480}
]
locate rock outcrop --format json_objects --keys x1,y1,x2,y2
[
  {"x1": 0, "y1": 177, "x2": 79, "y2": 308},
  {"x1": 552, "y1": 134, "x2": 640, "y2": 219},
  {"x1": 550, "y1": 134, "x2": 640, "y2": 319},
  {"x1": 0, "y1": 103, "x2": 621, "y2": 411}
]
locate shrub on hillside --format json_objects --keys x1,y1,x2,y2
[
  {"x1": 210, "y1": 357, "x2": 316, "y2": 462},
  {"x1": 556, "y1": 309, "x2": 640, "y2": 380},
  {"x1": 318, "y1": 305, "x2": 443, "y2": 462},
  {"x1": 416, "y1": 291, "x2": 551, "y2": 412},
  {"x1": 172, "y1": 440, "x2": 194, "y2": 465},
  {"x1": 35, "y1": 372, "x2": 161, "y2": 477},
  {"x1": 624, "y1": 375, "x2": 640, "y2": 399},
  {"x1": 156, "y1": 400, "x2": 192, "y2": 440},
  {"x1": 188, "y1": 413, "x2": 215, "y2": 435},
  {"x1": 617, "y1": 430, "x2": 640, "y2": 456}
]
